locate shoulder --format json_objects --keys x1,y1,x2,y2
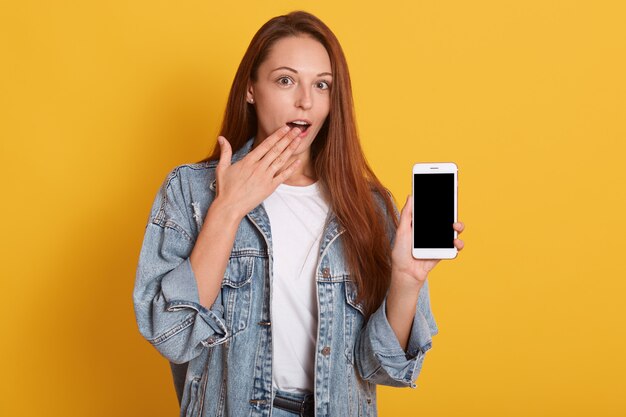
[
  {"x1": 371, "y1": 186, "x2": 393, "y2": 203},
  {"x1": 161, "y1": 161, "x2": 218, "y2": 190},
  {"x1": 149, "y1": 161, "x2": 218, "y2": 228},
  {"x1": 369, "y1": 185, "x2": 400, "y2": 245},
  {"x1": 370, "y1": 186, "x2": 398, "y2": 217},
  {"x1": 159, "y1": 136, "x2": 252, "y2": 192}
]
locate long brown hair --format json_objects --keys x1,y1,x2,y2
[{"x1": 199, "y1": 10, "x2": 399, "y2": 318}]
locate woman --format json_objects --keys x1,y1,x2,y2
[{"x1": 133, "y1": 10, "x2": 465, "y2": 417}]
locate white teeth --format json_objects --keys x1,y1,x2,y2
[{"x1": 290, "y1": 120, "x2": 309, "y2": 125}]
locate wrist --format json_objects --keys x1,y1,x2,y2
[
  {"x1": 391, "y1": 268, "x2": 424, "y2": 290},
  {"x1": 205, "y1": 199, "x2": 244, "y2": 228}
]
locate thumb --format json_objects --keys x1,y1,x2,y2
[
  {"x1": 216, "y1": 136, "x2": 232, "y2": 171},
  {"x1": 399, "y1": 194, "x2": 412, "y2": 230}
]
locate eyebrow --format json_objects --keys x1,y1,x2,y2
[{"x1": 271, "y1": 66, "x2": 332, "y2": 77}]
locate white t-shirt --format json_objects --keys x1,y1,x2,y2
[{"x1": 262, "y1": 181, "x2": 330, "y2": 394}]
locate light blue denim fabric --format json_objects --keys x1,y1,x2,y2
[{"x1": 133, "y1": 137, "x2": 439, "y2": 417}]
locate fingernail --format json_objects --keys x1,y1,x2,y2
[
  {"x1": 218, "y1": 137, "x2": 223, "y2": 145},
  {"x1": 283, "y1": 125, "x2": 290, "y2": 132}
]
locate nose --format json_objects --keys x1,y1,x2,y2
[{"x1": 295, "y1": 85, "x2": 313, "y2": 110}]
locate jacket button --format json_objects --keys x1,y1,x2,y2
[
  {"x1": 321, "y1": 346, "x2": 331, "y2": 356},
  {"x1": 322, "y1": 267, "x2": 330, "y2": 278}
]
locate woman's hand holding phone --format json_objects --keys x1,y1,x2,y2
[
  {"x1": 213, "y1": 125, "x2": 303, "y2": 220},
  {"x1": 391, "y1": 194, "x2": 465, "y2": 286}
]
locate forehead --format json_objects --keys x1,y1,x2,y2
[{"x1": 260, "y1": 35, "x2": 331, "y2": 73}]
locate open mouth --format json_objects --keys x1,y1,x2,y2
[{"x1": 287, "y1": 121, "x2": 311, "y2": 132}]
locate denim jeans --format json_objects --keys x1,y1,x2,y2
[{"x1": 272, "y1": 389, "x2": 313, "y2": 417}]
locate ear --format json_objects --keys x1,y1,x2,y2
[{"x1": 246, "y1": 81, "x2": 255, "y2": 104}]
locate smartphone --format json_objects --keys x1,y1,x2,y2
[{"x1": 412, "y1": 162, "x2": 458, "y2": 259}]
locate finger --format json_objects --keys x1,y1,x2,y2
[
  {"x1": 258, "y1": 126, "x2": 302, "y2": 170},
  {"x1": 454, "y1": 239, "x2": 464, "y2": 251},
  {"x1": 216, "y1": 136, "x2": 232, "y2": 172},
  {"x1": 271, "y1": 158, "x2": 302, "y2": 187},
  {"x1": 398, "y1": 194, "x2": 412, "y2": 231},
  {"x1": 266, "y1": 134, "x2": 302, "y2": 175},
  {"x1": 247, "y1": 125, "x2": 297, "y2": 163},
  {"x1": 453, "y1": 222, "x2": 465, "y2": 233}
]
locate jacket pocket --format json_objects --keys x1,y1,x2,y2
[
  {"x1": 221, "y1": 254, "x2": 254, "y2": 337},
  {"x1": 344, "y1": 279, "x2": 365, "y2": 316},
  {"x1": 184, "y1": 376, "x2": 201, "y2": 417},
  {"x1": 343, "y1": 278, "x2": 365, "y2": 364}
]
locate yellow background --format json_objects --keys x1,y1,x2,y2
[{"x1": 1, "y1": 1, "x2": 624, "y2": 416}]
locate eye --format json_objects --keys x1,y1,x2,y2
[
  {"x1": 317, "y1": 80, "x2": 331, "y2": 90},
  {"x1": 277, "y1": 76, "x2": 294, "y2": 86}
]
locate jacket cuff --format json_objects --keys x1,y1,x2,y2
[
  {"x1": 160, "y1": 257, "x2": 229, "y2": 345},
  {"x1": 405, "y1": 298, "x2": 435, "y2": 360},
  {"x1": 361, "y1": 295, "x2": 434, "y2": 387}
]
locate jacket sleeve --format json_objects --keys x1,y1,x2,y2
[
  {"x1": 355, "y1": 189, "x2": 439, "y2": 388},
  {"x1": 132, "y1": 167, "x2": 229, "y2": 364}
]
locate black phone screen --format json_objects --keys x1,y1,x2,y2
[{"x1": 413, "y1": 173, "x2": 455, "y2": 248}]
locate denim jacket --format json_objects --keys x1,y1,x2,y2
[{"x1": 133, "y1": 137, "x2": 438, "y2": 417}]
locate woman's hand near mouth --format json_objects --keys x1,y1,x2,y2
[{"x1": 213, "y1": 125, "x2": 303, "y2": 220}]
